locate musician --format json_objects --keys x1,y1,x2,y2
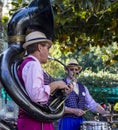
[
  {"x1": 17, "y1": 31, "x2": 72, "y2": 130},
  {"x1": 58, "y1": 59, "x2": 110, "y2": 130}
]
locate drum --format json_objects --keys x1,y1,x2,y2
[{"x1": 80, "y1": 121, "x2": 110, "y2": 130}]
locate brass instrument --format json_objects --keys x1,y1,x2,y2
[{"x1": 0, "y1": 0, "x2": 66, "y2": 122}]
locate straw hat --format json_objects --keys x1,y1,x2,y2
[
  {"x1": 66, "y1": 59, "x2": 82, "y2": 71},
  {"x1": 23, "y1": 31, "x2": 52, "y2": 49}
]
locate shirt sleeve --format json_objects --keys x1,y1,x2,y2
[
  {"x1": 22, "y1": 60, "x2": 51, "y2": 104},
  {"x1": 84, "y1": 86, "x2": 99, "y2": 112}
]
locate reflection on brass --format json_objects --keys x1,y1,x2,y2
[
  {"x1": 8, "y1": 35, "x2": 25, "y2": 43},
  {"x1": 50, "y1": 97, "x2": 59, "y2": 106},
  {"x1": 57, "y1": 100, "x2": 65, "y2": 109}
]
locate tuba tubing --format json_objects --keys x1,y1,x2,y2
[
  {"x1": 8, "y1": 0, "x2": 54, "y2": 45},
  {"x1": 0, "y1": 121, "x2": 11, "y2": 130}
]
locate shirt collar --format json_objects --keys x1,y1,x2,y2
[{"x1": 28, "y1": 55, "x2": 39, "y2": 62}]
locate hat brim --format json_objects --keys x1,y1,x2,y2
[
  {"x1": 67, "y1": 64, "x2": 82, "y2": 71},
  {"x1": 23, "y1": 39, "x2": 52, "y2": 49}
]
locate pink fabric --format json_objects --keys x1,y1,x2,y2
[
  {"x1": 22, "y1": 55, "x2": 50, "y2": 104},
  {"x1": 17, "y1": 55, "x2": 54, "y2": 130},
  {"x1": 17, "y1": 118, "x2": 54, "y2": 130}
]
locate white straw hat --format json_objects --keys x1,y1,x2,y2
[
  {"x1": 66, "y1": 59, "x2": 82, "y2": 71},
  {"x1": 23, "y1": 31, "x2": 52, "y2": 49}
]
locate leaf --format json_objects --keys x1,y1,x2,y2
[
  {"x1": 1, "y1": 16, "x2": 9, "y2": 23},
  {"x1": 17, "y1": 0, "x2": 23, "y2": 4}
]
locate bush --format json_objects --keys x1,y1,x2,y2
[{"x1": 78, "y1": 69, "x2": 118, "y2": 103}]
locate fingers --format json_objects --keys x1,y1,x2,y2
[
  {"x1": 57, "y1": 81, "x2": 68, "y2": 89},
  {"x1": 56, "y1": 81, "x2": 72, "y2": 94},
  {"x1": 50, "y1": 81, "x2": 72, "y2": 94},
  {"x1": 78, "y1": 109, "x2": 85, "y2": 116},
  {"x1": 73, "y1": 109, "x2": 85, "y2": 116},
  {"x1": 68, "y1": 83, "x2": 74, "y2": 89},
  {"x1": 65, "y1": 87, "x2": 72, "y2": 94}
]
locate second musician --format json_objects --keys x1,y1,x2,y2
[{"x1": 58, "y1": 59, "x2": 110, "y2": 130}]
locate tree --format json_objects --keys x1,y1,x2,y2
[
  {"x1": 52, "y1": 0, "x2": 118, "y2": 65},
  {"x1": 1, "y1": 0, "x2": 118, "y2": 65}
]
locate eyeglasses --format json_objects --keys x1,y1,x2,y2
[{"x1": 69, "y1": 68, "x2": 79, "y2": 71}]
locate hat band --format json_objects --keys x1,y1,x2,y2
[
  {"x1": 26, "y1": 37, "x2": 48, "y2": 42},
  {"x1": 68, "y1": 63, "x2": 78, "y2": 66}
]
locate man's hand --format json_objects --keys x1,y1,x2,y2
[{"x1": 73, "y1": 108, "x2": 85, "y2": 116}]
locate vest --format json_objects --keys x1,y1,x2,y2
[
  {"x1": 17, "y1": 57, "x2": 55, "y2": 119},
  {"x1": 64, "y1": 78, "x2": 86, "y2": 117}
]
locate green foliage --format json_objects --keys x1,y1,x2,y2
[
  {"x1": 43, "y1": 60, "x2": 65, "y2": 79},
  {"x1": 0, "y1": 15, "x2": 8, "y2": 53},
  {"x1": 9, "y1": 0, "x2": 28, "y2": 15},
  {"x1": 78, "y1": 69, "x2": 118, "y2": 120},
  {"x1": 43, "y1": 44, "x2": 66, "y2": 78},
  {"x1": 1, "y1": 0, "x2": 118, "y2": 65},
  {"x1": 57, "y1": 43, "x2": 118, "y2": 73},
  {"x1": 53, "y1": 0, "x2": 118, "y2": 64},
  {"x1": 85, "y1": 72, "x2": 117, "y2": 88},
  {"x1": 1, "y1": 16, "x2": 9, "y2": 24},
  {"x1": 78, "y1": 69, "x2": 118, "y2": 103},
  {"x1": 43, "y1": 44, "x2": 118, "y2": 104}
]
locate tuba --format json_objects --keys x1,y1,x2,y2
[{"x1": 0, "y1": 0, "x2": 66, "y2": 122}]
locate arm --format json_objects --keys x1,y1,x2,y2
[
  {"x1": 85, "y1": 86, "x2": 109, "y2": 115},
  {"x1": 64, "y1": 106, "x2": 85, "y2": 116},
  {"x1": 22, "y1": 60, "x2": 71, "y2": 104},
  {"x1": 22, "y1": 61, "x2": 50, "y2": 104},
  {"x1": 49, "y1": 81, "x2": 72, "y2": 94},
  {"x1": 85, "y1": 86, "x2": 99, "y2": 112}
]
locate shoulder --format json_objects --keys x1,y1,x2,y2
[
  {"x1": 23, "y1": 58, "x2": 41, "y2": 72},
  {"x1": 77, "y1": 82, "x2": 85, "y2": 88}
]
